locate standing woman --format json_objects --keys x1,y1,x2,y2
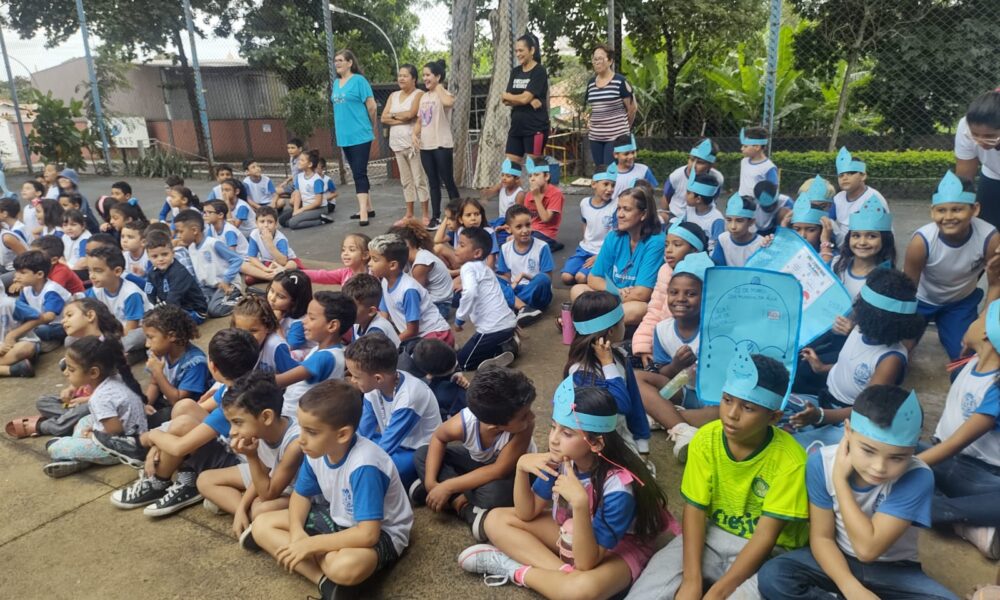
[
  {"x1": 331, "y1": 49, "x2": 378, "y2": 226},
  {"x1": 502, "y1": 33, "x2": 550, "y2": 163},
  {"x1": 382, "y1": 64, "x2": 430, "y2": 225},
  {"x1": 412, "y1": 59, "x2": 460, "y2": 230},
  {"x1": 956, "y1": 90, "x2": 1000, "y2": 228},
  {"x1": 585, "y1": 44, "x2": 636, "y2": 169}
]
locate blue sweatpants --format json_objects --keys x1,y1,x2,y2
[
  {"x1": 457, "y1": 327, "x2": 516, "y2": 371},
  {"x1": 917, "y1": 287, "x2": 983, "y2": 361},
  {"x1": 390, "y1": 447, "x2": 418, "y2": 488},
  {"x1": 498, "y1": 274, "x2": 553, "y2": 311}
]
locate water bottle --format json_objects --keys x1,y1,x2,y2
[
  {"x1": 561, "y1": 302, "x2": 574, "y2": 345},
  {"x1": 552, "y1": 466, "x2": 575, "y2": 566},
  {"x1": 659, "y1": 370, "x2": 690, "y2": 401}
]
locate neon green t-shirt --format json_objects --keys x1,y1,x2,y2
[{"x1": 680, "y1": 420, "x2": 809, "y2": 549}]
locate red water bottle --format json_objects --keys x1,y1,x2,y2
[{"x1": 562, "y1": 302, "x2": 574, "y2": 345}]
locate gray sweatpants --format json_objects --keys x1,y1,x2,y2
[
  {"x1": 413, "y1": 443, "x2": 515, "y2": 509},
  {"x1": 625, "y1": 525, "x2": 763, "y2": 600}
]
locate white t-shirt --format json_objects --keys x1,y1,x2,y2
[
  {"x1": 205, "y1": 222, "x2": 249, "y2": 255},
  {"x1": 578, "y1": 196, "x2": 618, "y2": 255},
  {"x1": 460, "y1": 407, "x2": 536, "y2": 463},
  {"x1": 935, "y1": 357, "x2": 1000, "y2": 467},
  {"x1": 827, "y1": 328, "x2": 907, "y2": 407},
  {"x1": 683, "y1": 206, "x2": 725, "y2": 253},
  {"x1": 830, "y1": 187, "x2": 889, "y2": 247},
  {"x1": 409, "y1": 248, "x2": 452, "y2": 304},
  {"x1": 354, "y1": 314, "x2": 401, "y2": 348},
  {"x1": 913, "y1": 219, "x2": 996, "y2": 305},
  {"x1": 456, "y1": 260, "x2": 517, "y2": 333},
  {"x1": 243, "y1": 175, "x2": 276, "y2": 206},
  {"x1": 956, "y1": 117, "x2": 1000, "y2": 180},
  {"x1": 665, "y1": 166, "x2": 724, "y2": 218},
  {"x1": 498, "y1": 185, "x2": 523, "y2": 219},
  {"x1": 281, "y1": 345, "x2": 345, "y2": 418},
  {"x1": 88, "y1": 375, "x2": 147, "y2": 436},
  {"x1": 712, "y1": 232, "x2": 764, "y2": 267},
  {"x1": 652, "y1": 319, "x2": 700, "y2": 391},
  {"x1": 257, "y1": 418, "x2": 301, "y2": 473},
  {"x1": 63, "y1": 231, "x2": 91, "y2": 267},
  {"x1": 738, "y1": 157, "x2": 778, "y2": 198}
]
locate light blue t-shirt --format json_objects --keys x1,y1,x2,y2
[
  {"x1": 591, "y1": 231, "x2": 666, "y2": 290},
  {"x1": 331, "y1": 75, "x2": 375, "y2": 147}
]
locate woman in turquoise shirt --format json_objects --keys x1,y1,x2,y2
[
  {"x1": 331, "y1": 49, "x2": 379, "y2": 226},
  {"x1": 570, "y1": 185, "x2": 665, "y2": 325}
]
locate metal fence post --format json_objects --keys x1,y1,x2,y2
[
  {"x1": 761, "y1": 0, "x2": 783, "y2": 154},
  {"x1": 0, "y1": 25, "x2": 32, "y2": 173},
  {"x1": 182, "y1": 0, "x2": 214, "y2": 165},
  {"x1": 607, "y1": 0, "x2": 614, "y2": 48},
  {"x1": 510, "y1": 0, "x2": 518, "y2": 67},
  {"x1": 323, "y1": 2, "x2": 347, "y2": 184},
  {"x1": 74, "y1": 0, "x2": 113, "y2": 173}
]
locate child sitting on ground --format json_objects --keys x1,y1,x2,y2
[
  {"x1": 300, "y1": 232, "x2": 369, "y2": 286},
  {"x1": 266, "y1": 270, "x2": 314, "y2": 358},
  {"x1": 712, "y1": 194, "x2": 764, "y2": 267},
  {"x1": 251, "y1": 379, "x2": 414, "y2": 599},
  {"x1": 280, "y1": 150, "x2": 333, "y2": 230},
  {"x1": 412, "y1": 366, "x2": 536, "y2": 540},
  {"x1": 245, "y1": 206, "x2": 303, "y2": 284},
  {"x1": 521, "y1": 158, "x2": 565, "y2": 251},
  {"x1": 143, "y1": 230, "x2": 208, "y2": 323},
  {"x1": 0, "y1": 196, "x2": 29, "y2": 288},
  {"x1": 737, "y1": 126, "x2": 778, "y2": 197},
  {"x1": 758, "y1": 386, "x2": 956, "y2": 600},
  {"x1": 434, "y1": 198, "x2": 499, "y2": 271},
  {"x1": 231, "y1": 296, "x2": 298, "y2": 376},
  {"x1": 480, "y1": 159, "x2": 525, "y2": 235},
  {"x1": 663, "y1": 138, "x2": 724, "y2": 220},
  {"x1": 405, "y1": 338, "x2": 468, "y2": 420},
  {"x1": 785, "y1": 177, "x2": 835, "y2": 257},
  {"x1": 156, "y1": 175, "x2": 185, "y2": 223},
  {"x1": 203, "y1": 199, "x2": 249, "y2": 255},
  {"x1": 119, "y1": 221, "x2": 148, "y2": 280},
  {"x1": 141, "y1": 304, "x2": 213, "y2": 424},
  {"x1": 196, "y1": 370, "x2": 303, "y2": 546},
  {"x1": 498, "y1": 204, "x2": 554, "y2": 327},
  {"x1": 220, "y1": 177, "x2": 256, "y2": 238},
  {"x1": 343, "y1": 273, "x2": 400, "y2": 348},
  {"x1": 83, "y1": 246, "x2": 151, "y2": 353},
  {"x1": 683, "y1": 171, "x2": 725, "y2": 253},
  {"x1": 13, "y1": 250, "x2": 70, "y2": 349},
  {"x1": 30, "y1": 235, "x2": 84, "y2": 297},
  {"x1": 206, "y1": 164, "x2": 241, "y2": 201},
  {"x1": 0, "y1": 280, "x2": 40, "y2": 378},
  {"x1": 752, "y1": 180, "x2": 793, "y2": 236},
  {"x1": 173, "y1": 209, "x2": 244, "y2": 317},
  {"x1": 61, "y1": 209, "x2": 91, "y2": 275},
  {"x1": 390, "y1": 221, "x2": 453, "y2": 319},
  {"x1": 562, "y1": 171, "x2": 617, "y2": 286}
]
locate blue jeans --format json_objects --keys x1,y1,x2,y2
[
  {"x1": 757, "y1": 547, "x2": 958, "y2": 600},
  {"x1": 35, "y1": 322, "x2": 66, "y2": 343},
  {"x1": 925, "y1": 444, "x2": 1000, "y2": 526},
  {"x1": 917, "y1": 288, "x2": 983, "y2": 361},
  {"x1": 589, "y1": 139, "x2": 615, "y2": 168}
]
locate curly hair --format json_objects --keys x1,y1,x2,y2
[
  {"x1": 389, "y1": 220, "x2": 434, "y2": 251},
  {"x1": 853, "y1": 268, "x2": 925, "y2": 345},
  {"x1": 142, "y1": 304, "x2": 200, "y2": 346},
  {"x1": 231, "y1": 295, "x2": 280, "y2": 334}
]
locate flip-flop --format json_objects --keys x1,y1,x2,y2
[{"x1": 5, "y1": 415, "x2": 43, "y2": 438}]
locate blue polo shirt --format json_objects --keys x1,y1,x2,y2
[{"x1": 591, "y1": 231, "x2": 665, "y2": 289}]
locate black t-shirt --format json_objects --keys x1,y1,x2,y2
[{"x1": 506, "y1": 63, "x2": 550, "y2": 136}]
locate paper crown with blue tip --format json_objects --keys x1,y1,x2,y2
[
  {"x1": 850, "y1": 390, "x2": 923, "y2": 448},
  {"x1": 739, "y1": 128, "x2": 768, "y2": 146},
  {"x1": 720, "y1": 346, "x2": 786, "y2": 411},
  {"x1": 725, "y1": 193, "x2": 755, "y2": 219},
  {"x1": 552, "y1": 376, "x2": 618, "y2": 433},
  {"x1": 932, "y1": 170, "x2": 976, "y2": 206},
  {"x1": 690, "y1": 138, "x2": 717, "y2": 163},
  {"x1": 986, "y1": 299, "x2": 1000, "y2": 353},
  {"x1": 501, "y1": 159, "x2": 522, "y2": 177},
  {"x1": 791, "y1": 176, "x2": 829, "y2": 225},
  {"x1": 687, "y1": 169, "x2": 720, "y2": 199},
  {"x1": 848, "y1": 197, "x2": 892, "y2": 232},
  {"x1": 592, "y1": 171, "x2": 616, "y2": 182},
  {"x1": 667, "y1": 220, "x2": 705, "y2": 252},
  {"x1": 836, "y1": 146, "x2": 866, "y2": 174},
  {"x1": 524, "y1": 157, "x2": 550, "y2": 175},
  {"x1": 673, "y1": 252, "x2": 714, "y2": 282},
  {"x1": 614, "y1": 134, "x2": 637, "y2": 153}
]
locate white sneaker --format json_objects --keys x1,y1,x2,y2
[
  {"x1": 478, "y1": 352, "x2": 515, "y2": 369},
  {"x1": 202, "y1": 498, "x2": 224, "y2": 515},
  {"x1": 457, "y1": 544, "x2": 523, "y2": 586},
  {"x1": 954, "y1": 524, "x2": 1000, "y2": 559},
  {"x1": 647, "y1": 415, "x2": 664, "y2": 431},
  {"x1": 668, "y1": 423, "x2": 699, "y2": 463},
  {"x1": 635, "y1": 438, "x2": 650, "y2": 454}
]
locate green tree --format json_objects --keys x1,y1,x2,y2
[{"x1": 26, "y1": 90, "x2": 87, "y2": 170}]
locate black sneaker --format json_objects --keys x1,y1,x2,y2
[
  {"x1": 92, "y1": 431, "x2": 148, "y2": 468},
  {"x1": 515, "y1": 306, "x2": 543, "y2": 328},
  {"x1": 317, "y1": 575, "x2": 357, "y2": 600},
  {"x1": 239, "y1": 524, "x2": 261, "y2": 551},
  {"x1": 471, "y1": 506, "x2": 490, "y2": 542},
  {"x1": 408, "y1": 479, "x2": 427, "y2": 506},
  {"x1": 319, "y1": 213, "x2": 334, "y2": 223},
  {"x1": 8, "y1": 359, "x2": 34, "y2": 377},
  {"x1": 326, "y1": 202, "x2": 336, "y2": 214},
  {"x1": 110, "y1": 474, "x2": 170, "y2": 509},
  {"x1": 427, "y1": 217, "x2": 441, "y2": 231},
  {"x1": 143, "y1": 480, "x2": 203, "y2": 517}
]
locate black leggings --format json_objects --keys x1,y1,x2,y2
[
  {"x1": 341, "y1": 141, "x2": 372, "y2": 194},
  {"x1": 420, "y1": 147, "x2": 460, "y2": 219},
  {"x1": 977, "y1": 173, "x2": 1000, "y2": 230}
]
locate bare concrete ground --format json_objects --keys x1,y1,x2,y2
[{"x1": 0, "y1": 176, "x2": 994, "y2": 598}]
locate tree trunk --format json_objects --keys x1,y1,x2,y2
[
  {"x1": 451, "y1": 0, "x2": 476, "y2": 187},
  {"x1": 828, "y1": 16, "x2": 867, "y2": 152},
  {"x1": 172, "y1": 29, "x2": 209, "y2": 162}
]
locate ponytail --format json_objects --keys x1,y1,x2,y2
[
  {"x1": 66, "y1": 335, "x2": 144, "y2": 399},
  {"x1": 517, "y1": 33, "x2": 542, "y2": 63}
]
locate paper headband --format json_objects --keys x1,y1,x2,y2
[
  {"x1": 592, "y1": 171, "x2": 616, "y2": 183},
  {"x1": 988, "y1": 300, "x2": 1000, "y2": 353},
  {"x1": 860, "y1": 283, "x2": 917, "y2": 315},
  {"x1": 687, "y1": 170, "x2": 720, "y2": 199},
  {"x1": 848, "y1": 197, "x2": 892, "y2": 232},
  {"x1": 791, "y1": 176, "x2": 830, "y2": 225},
  {"x1": 573, "y1": 303, "x2": 625, "y2": 335},
  {"x1": 721, "y1": 349, "x2": 786, "y2": 411},
  {"x1": 739, "y1": 128, "x2": 768, "y2": 146},
  {"x1": 850, "y1": 390, "x2": 922, "y2": 448},
  {"x1": 725, "y1": 193, "x2": 755, "y2": 219},
  {"x1": 553, "y1": 377, "x2": 618, "y2": 433},
  {"x1": 524, "y1": 157, "x2": 550, "y2": 175},
  {"x1": 932, "y1": 170, "x2": 976, "y2": 206},
  {"x1": 672, "y1": 252, "x2": 713, "y2": 282},
  {"x1": 756, "y1": 188, "x2": 777, "y2": 207},
  {"x1": 667, "y1": 221, "x2": 705, "y2": 252},
  {"x1": 501, "y1": 159, "x2": 522, "y2": 177},
  {"x1": 690, "y1": 138, "x2": 717, "y2": 163},
  {"x1": 836, "y1": 146, "x2": 866, "y2": 174},
  {"x1": 614, "y1": 135, "x2": 637, "y2": 153}
]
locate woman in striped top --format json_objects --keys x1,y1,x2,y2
[{"x1": 585, "y1": 45, "x2": 636, "y2": 169}]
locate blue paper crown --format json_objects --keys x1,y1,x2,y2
[
  {"x1": 932, "y1": 170, "x2": 976, "y2": 206},
  {"x1": 836, "y1": 146, "x2": 866, "y2": 174},
  {"x1": 553, "y1": 376, "x2": 619, "y2": 433},
  {"x1": 791, "y1": 176, "x2": 829, "y2": 225},
  {"x1": 672, "y1": 252, "x2": 714, "y2": 282},
  {"x1": 725, "y1": 193, "x2": 755, "y2": 219},
  {"x1": 592, "y1": 171, "x2": 616, "y2": 183},
  {"x1": 614, "y1": 134, "x2": 637, "y2": 153},
  {"x1": 501, "y1": 159, "x2": 522, "y2": 177},
  {"x1": 850, "y1": 390, "x2": 923, "y2": 448},
  {"x1": 988, "y1": 300, "x2": 1000, "y2": 353},
  {"x1": 739, "y1": 128, "x2": 768, "y2": 146},
  {"x1": 573, "y1": 303, "x2": 625, "y2": 335},
  {"x1": 848, "y1": 197, "x2": 892, "y2": 232},
  {"x1": 690, "y1": 138, "x2": 717, "y2": 163},
  {"x1": 756, "y1": 187, "x2": 777, "y2": 207},
  {"x1": 860, "y1": 284, "x2": 917, "y2": 315},
  {"x1": 721, "y1": 347, "x2": 786, "y2": 411},
  {"x1": 667, "y1": 220, "x2": 705, "y2": 252},
  {"x1": 687, "y1": 170, "x2": 720, "y2": 199}
]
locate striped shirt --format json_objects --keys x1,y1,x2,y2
[{"x1": 585, "y1": 74, "x2": 633, "y2": 142}]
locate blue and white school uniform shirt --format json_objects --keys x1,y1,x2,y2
[
  {"x1": 456, "y1": 260, "x2": 517, "y2": 333},
  {"x1": 163, "y1": 344, "x2": 212, "y2": 397},
  {"x1": 230, "y1": 199, "x2": 257, "y2": 238},
  {"x1": 664, "y1": 166, "x2": 724, "y2": 219},
  {"x1": 206, "y1": 184, "x2": 224, "y2": 201},
  {"x1": 85, "y1": 277, "x2": 152, "y2": 326},
  {"x1": 0, "y1": 292, "x2": 40, "y2": 340},
  {"x1": 320, "y1": 174, "x2": 337, "y2": 200},
  {"x1": 258, "y1": 331, "x2": 298, "y2": 375},
  {"x1": 826, "y1": 328, "x2": 907, "y2": 407},
  {"x1": 354, "y1": 314, "x2": 400, "y2": 348},
  {"x1": 281, "y1": 344, "x2": 345, "y2": 418},
  {"x1": 753, "y1": 195, "x2": 793, "y2": 234},
  {"x1": 188, "y1": 237, "x2": 243, "y2": 287},
  {"x1": 578, "y1": 196, "x2": 618, "y2": 255},
  {"x1": 809, "y1": 445, "x2": 932, "y2": 562},
  {"x1": 0, "y1": 221, "x2": 28, "y2": 271},
  {"x1": 410, "y1": 249, "x2": 452, "y2": 305},
  {"x1": 20, "y1": 280, "x2": 70, "y2": 323},
  {"x1": 243, "y1": 175, "x2": 276, "y2": 206},
  {"x1": 498, "y1": 185, "x2": 522, "y2": 219},
  {"x1": 935, "y1": 357, "x2": 1000, "y2": 468},
  {"x1": 831, "y1": 256, "x2": 867, "y2": 302},
  {"x1": 454, "y1": 226, "x2": 500, "y2": 255},
  {"x1": 123, "y1": 249, "x2": 149, "y2": 277},
  {"x1": 38, "y1": 225, "x2": 63, "y2": 239},
  {"x1": 711, "y1": 232, "x2": 764, "y2": 267},
  {"x1": 256, "y1": 418, "x2": 302, "y2": 475},
  {"x1": 830, "y1": 187, "x2": 889, "y2": 246},
  {"x1": 498, "y1": 237, "x2": 554, "y2": 282},
  {"x1": 460, "y1": 407, "x2": 537, "y2": 463},
  {"x1": 611, "y1": 164, "x2": 658, "y2": 201},
  {"x1": 62, "y1": 231, "x2": 91, "y2": 267},
  {"x1": 248, "y1": 229, "x2": 296, "y2": 263},
  {"x1": 653, "y1": 318, "x2": 700, "y2": 375},
  {"x1": 683, "y1": 206, "x2": 725, "y2": 253},
  {"x1": 738, "y1": 157, "x2": 779, "y2": 198},
  {"x1": 913, "y1": 219, "x2": 996, "y2": 306},
  {"x1": 359, "y1": 371, "x2": 442, "y2": 453},
  {"x1": 206, "y1": 221, "x2": 249, "y2": 255},
  {"x1": 293, "y1": 434, "x2": 413, "y2": 555},
  {"x1": 295, "y1": 172, "x2": 327, "y2": 209},
  {"x1": 379, "y1": 273, "x2": 451, "y2": 337}
]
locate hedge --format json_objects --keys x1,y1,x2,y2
[{"x1": 636, "y1": 149, "x2": 957, "y2": 199}]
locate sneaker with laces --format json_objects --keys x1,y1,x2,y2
[
  {"x1": 111, "y1": 474, "x2": 170, "y2": 509},
  {"x1": 635, "y1": 438, "x2": 650, "y2": 454},
  {"x1": 408, "y1": 479, "x2": 427, "y2": 506},
  {"x1": 43, "y1": 460, "x2": 89, "y2": 478},
  {"x1": 478, "y1": 351, "x2": 515, "y2": 370},
  {"x1": 458, "y1": 544, "x2": 523, "y2": 587},
  {"x1": 143, "y1": 481, "x2": 203, "y2": 517},
  {"x1": 954, "y1": 524, "x2": 1000, "y2": 559},
  {"x1": 92, "y1": 430, "x2": 148, "y2": 468},
  {"x1": 9, "y1": 359, "x2": 34, "y2": 377},
  {"x1": 515, "y1": 306, "x2": 543, "y2": 327},
  {"x1": 668, "y1": 422, "x2": 699, "y2": 463},
  {"x1": 427, "y1": 217, "x2": 441, "y2": 230},
  {"x1": 470, "y1": 506, "x2": 490, "y2": 542}
]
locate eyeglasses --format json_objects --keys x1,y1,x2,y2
[{"x1": 964, "y1": 130, "x2": 1000, "y2": 146}]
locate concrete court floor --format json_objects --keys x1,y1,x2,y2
[{"x1": 0, "y1": 173, "x2": 995, "y2": 599}]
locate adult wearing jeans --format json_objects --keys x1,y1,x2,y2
[
  {"x1": 584, "y1": 44, "x2": 635, "y2": 170},
  {"x1": 331, "y1": 49, "x2": 377, "y2": 226},
  {"x1": 381, "y1": 64, "x2": 429, "y2": 224},
  {"x1": 413, "y1": 59, "x2": 459, "y2": 230},
  {"x1": 956, "y1": 90, "x2": 1000, "y2": 229},
  {"x1": 502, "y1": 33, "x2": 549, "y2": 163}
]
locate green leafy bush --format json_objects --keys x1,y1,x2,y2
[
  {"x1": 27, "y1": 90, "x2": 87, "y2": 170},
  {"x1": 125, "y1": 147, "x2": 194, "y2": 179}
]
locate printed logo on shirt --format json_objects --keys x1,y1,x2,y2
[
  {"x1": 511, "y1": 76, "x2": 532, "y2": 91},
  {"x1": 710, "y1": 508, "x2": 759, "y2": 537},
  {"x1": 751, "y1": 476, "x2": 770, "y2": 498},
  {"x1": 528, "y1": 258, "x2": 538, "y2": 272},
  {"x1": 852, "y1": 363, "x2": 872, "y2": 388},
  {"x1": 961, "y1": 392, "x2": 978, "y2": 420},
  {"x1": 341, "y1": 487, "x2": 354, "y2": 515},
  {"x1": 203, "y1": 251, "x2": 213, "y2": 262},
  {"x1": 873, "y1": 492, "x2": 886, "y2": 513},
  {"x1": 601, "y1": 214, "x2": 615, "y2": 229}
]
